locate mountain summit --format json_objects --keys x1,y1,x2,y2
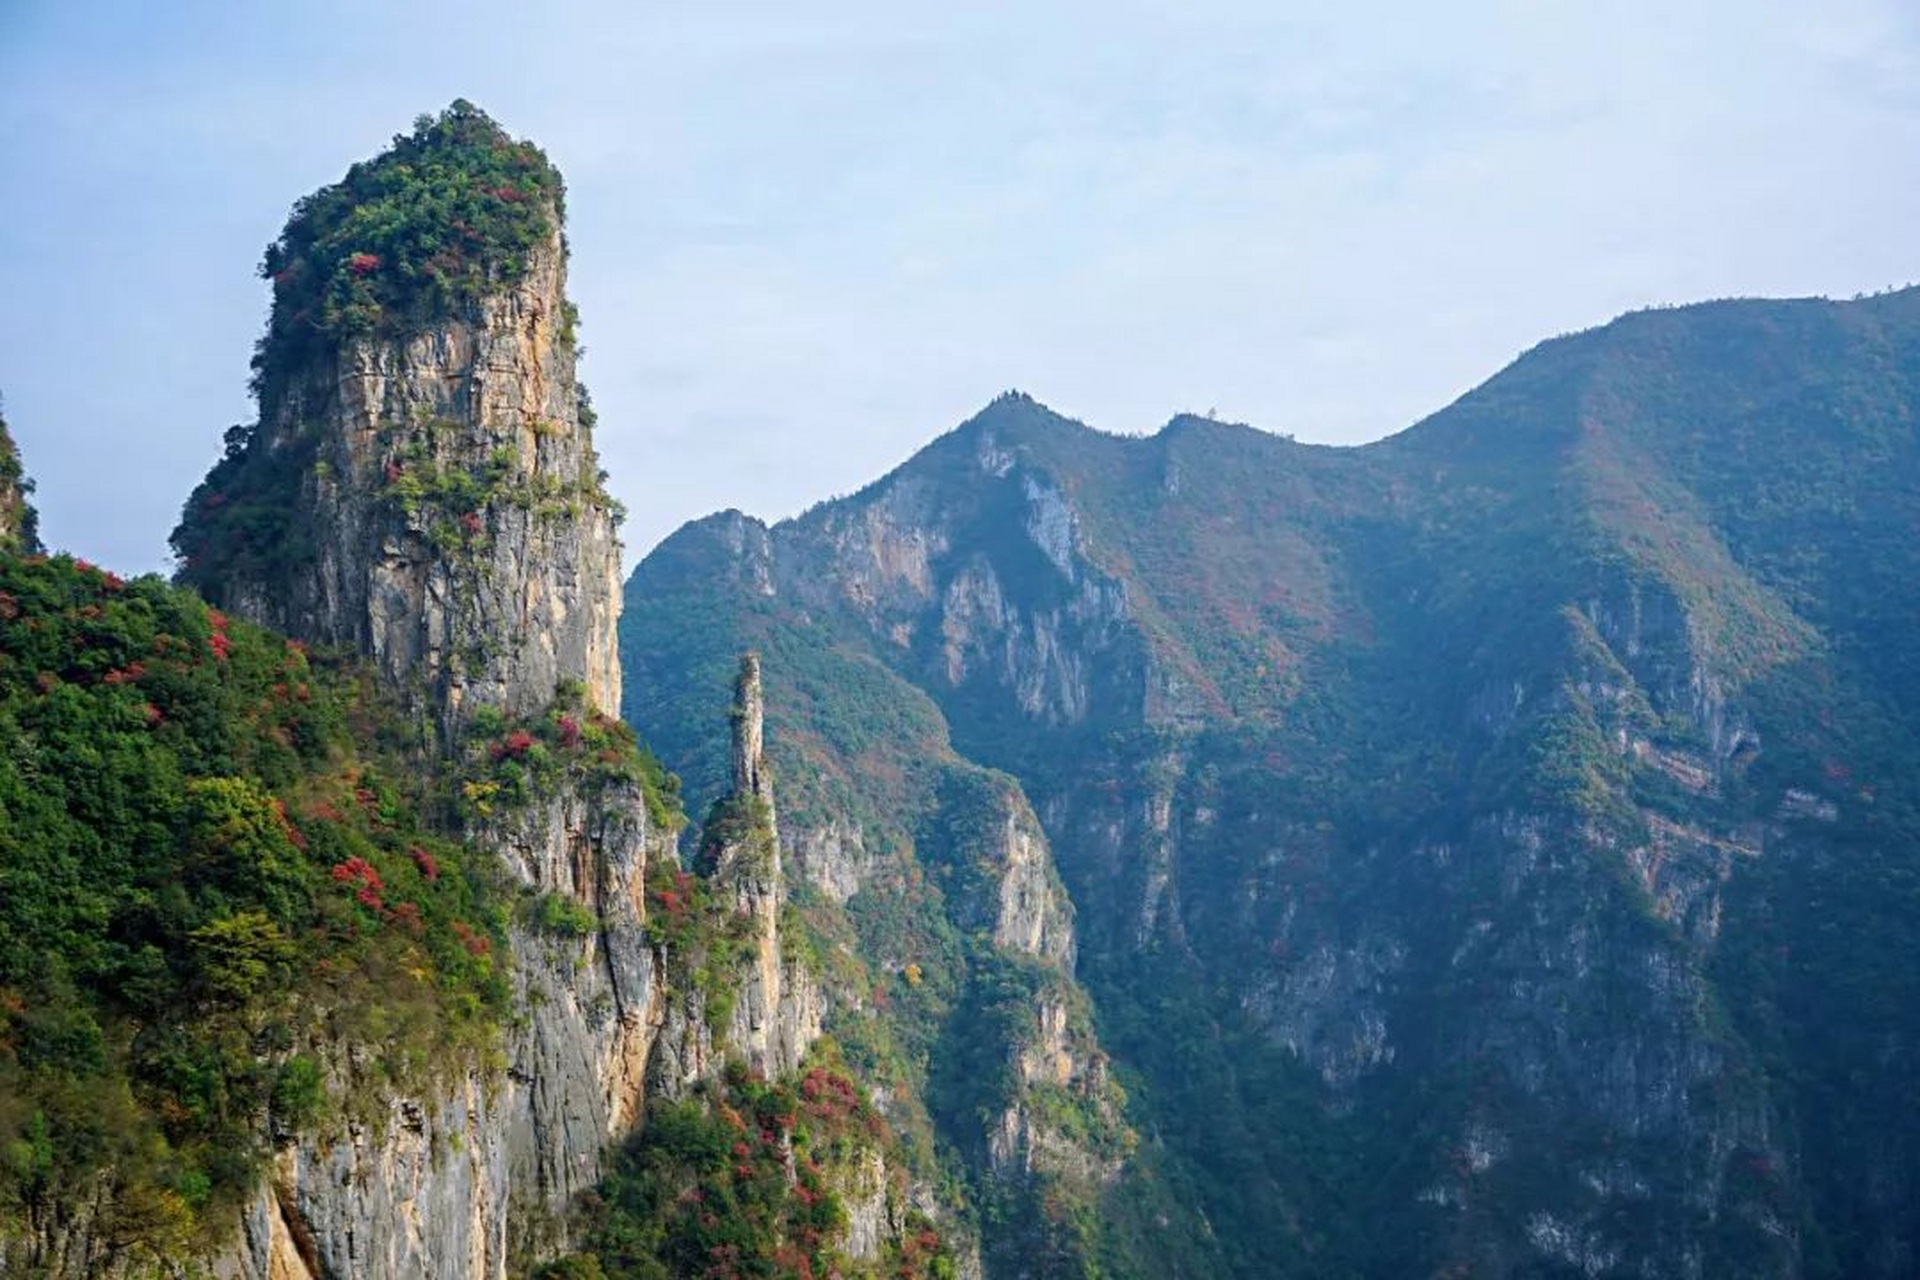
[{"x1": 624, "y1": 287, "x2": 1920, "y2": 1278}]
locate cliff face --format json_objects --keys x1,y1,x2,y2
[
  {"x1": 176, "y1": 221, "x2": 621, "y2": 742},
  {"x1": 624, "y1": 513, "x2": 1159, "y2": 1278},
  {"x1": 162, "y1": 106, "x2": 666, "y2": 1278},
  {"x1": 708, "y1": 654, "x2": 823, "y2": 1078},
  {"x1": 625, "y1": 294, "x2": 1920, "y2": 1278},
  {"x1": 0, "y1": 409, "x2": 39, "y2": 555}
]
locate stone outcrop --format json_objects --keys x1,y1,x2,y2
[
  {"x1": 177, "y1": 223, "x2": 621, "y2": 744},
  {"x1": 0, "y1": 409, "x2": 39, "y2": 555},
  {"x1": 704, "y1": 653, "x2": 821, "y2": 1079},
  {"x1": 167, "y1": 120, "x2": 666, "y2": 1279}
]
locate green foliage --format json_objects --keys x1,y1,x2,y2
[
  {"x1": 170, "y1": 419, "x2": 320, "y2": 601},
  {"x1": 169, "y1": 102, "x2": 588, "y2": 603},
  {"x1": 458, "y1": 684, "x2": 683, "y2": 832},
  {"x1": 269, "y1": 1055, "x2": 327, "y2": 1131},
  {"x1": 575, "y1": 1059, "x2": 955, "y2": 1280},
  {"x1": 530, "y1": 893, "x2": 598, "y2": 939},
  {"x1": 642, "y1": 858, "x2": 752, "y2": 1034},
  {"x1": 699, "y1": 794, "x2": 775, "y2": 876},
  {"x1": 621, "y1": 291, "x2": 1920, "y2": 1277},
  {"x1": 0, "y1": 552, "x2": 509, "y2": 1258},
  {"x1": 252, "y1": 100, "x2": 561, "y2": 394},
  {"x1": 0, "y1": 410, "x2": 40, "y2": 555}
]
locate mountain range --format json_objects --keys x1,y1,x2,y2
[{"x1": 2, "y1": 103, "x2": 1916, "y2": 1280}]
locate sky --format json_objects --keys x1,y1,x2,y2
[{"x1": 2, "y1": 2, "x2": 1917, "y2": 576}]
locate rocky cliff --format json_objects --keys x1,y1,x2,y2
[
  {"x1": 173, "y1": 103, "x2": 621, "y2": 744},
  {"x1": 624, "y1": 293, "x2": 1920, "y2": 1278},
  {"x1": 3, "y1": 106, "x2": 985, "y2": 1280},
  {"x1": 625, "y1": 509, "x2": 1170, "y2": 1278},
  {"x1": 152, "y1": 104, "x2": 665, "y2": 1278},
  {"x1": 0, "y1": 407, "x2": 39, "y2": 555}
]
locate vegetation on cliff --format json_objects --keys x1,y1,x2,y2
[
  {"x1": 251, "y1": 99, "x2": 562, "y2": 392},
  {"x1": 169, "y1": 99, "x2": 571, "y2": 601},
  {"x1": 624, "y1": 291, "x2": 1920, "y2": 1278},
  {"x1": 0, "y1": 410, "x2": 38, "y2": 556},
  {"x1": 0, "y1": 553, "x2": 512, "y2": 1261},
  {"x1": 551, "y1": 1056, "x2": 957, "y2": 1280}
]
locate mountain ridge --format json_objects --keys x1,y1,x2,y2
[{"x1": 624, "y1": 281, "x2": 1920, "y2": 1278}]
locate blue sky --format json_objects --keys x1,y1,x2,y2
[{"x1": 3, "y1": 1, "x2": 1917, "y2": 573}]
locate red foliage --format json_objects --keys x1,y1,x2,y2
[
  {"x1": 387, "y1": 901, "x2": 424, "y2": 934},
  {"x1": 490, "y1": 729, "x2": 538, "y2": 760},
  {"x1": 103, "y1": 662, "x2": 147, "y2": 685},
  {"x1": 460, "y1": 510, "x2": 484, "y2": 536},
  {"x1": 144, "y1": 703, "x2": 165, "y2": 727},
  {"x1": 330, "y1": 856, "x2": 383, "y2": 890},
  {"x1": 410, "y1": 846, "x2": 441, "y2": 881},
  {"x1": 271, "y1": 798, "x2": 307, "y2": 849},
  {"x1": 488, "y1": 184, "x2": 527, "y2": 202},
  {"x1": 451, "y1": 920, "x2": 491, "y2": 956},
  {"x1": 798, "y1": 1067, "x2": 863, "y2": 1125},
  {"x1": 307, "y1": 800, "x2": 346, "y2": 824},
  {"x1": 384, "y1": 460, "x2": 405, "y2": 484},
  {"x1": 555, "y1": 715, "x2": 582, "y2": 748},
  {"x1": 347, "y1": 252, "x2": 382, "y2": 275},
  {"x1": 206, "y1": 609, "x2": 232, "y2": 662}
]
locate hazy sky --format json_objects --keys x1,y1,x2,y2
[{"x1": 3, "y1": 1, "x2": 1916, "y2": 574}]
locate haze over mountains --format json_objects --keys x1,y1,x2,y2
[
  {"x1": 622, "y1": 292, "x2": 1920, "y2": 1276},
  {"x1": 2, "y1": 103, "x2": 1917, "y2": 1280}
]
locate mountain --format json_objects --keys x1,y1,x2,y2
[
  {"x1": 3, "y1": 104, "x2": 959, "y2": 1279},
  {"x1": 622, "y1": 292, "x2": 1920, "y2": 1278},
  {"x1": 3, "y1": 95, "x2": 1916, "y2": 1280}
]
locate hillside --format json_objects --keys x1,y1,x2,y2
[
  {"x1": 3, "y1": 94, "x2": 1916, "y2": 1280},
  {"x1": 623, "y1": 291, "x2": 1920, "y2": 1278},
  {"x1": 3, "y1": 104, "x2": 969, "y2": 1280}
]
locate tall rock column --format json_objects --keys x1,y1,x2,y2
[
  {"x1": 173, "y1": 104, "x2": 661, "y2": 1277},
  {"x1": 731, "y1": 650, "x2": 774, "y2": 807},
  {"x1": 704, "y1": 653, "x2": 820, "y2": 1077},
  {"x1": 173, "y1": 102, "x2": 621, "y2": 743}
]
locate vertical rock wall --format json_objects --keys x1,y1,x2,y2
[
  {"x1": 180, "y1": 172, "x2": 659, "y2": 1277},
  {"x1": 195, "y1": 224, "x2": 622, "y2": 743}
]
